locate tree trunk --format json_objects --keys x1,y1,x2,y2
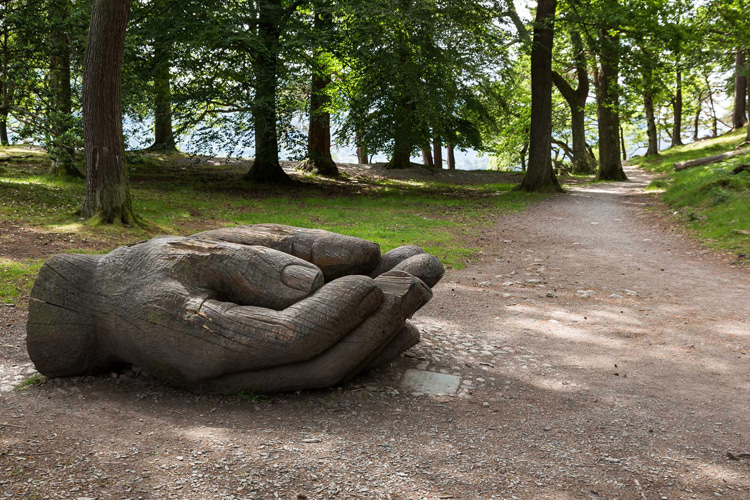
[
  {"x1": 693, "y1": 94, "x2": 702, "y2": 142},
  {"x1": 619, "y1": 125, "x2": 627, "y2": 161},
  {"x1": 386, "y1": 6, "x2": 416, "y2": 171},
  {"x1": 80, "y1": 0, "x2": 137, "y2": 224},
  {"x1": 0, "y1": 114, "x2": 7, "y2": 146},
  {"x1": 644, "y1": 91, "x2": 659, "y2": 156},
  {"x1": 301, "y1": 11, "x2": 338, "y2": 176},
  {"x1": 733, "y1": 50, "x2": 747, "y2": 130},
  {"x1": 387, "y1": 98, "x2": 414, "y2": 169},
  {"x1": 421, "y1": 147, "x2": 433, "y2": 167},
  {"x1": 517, "y1": 0, "x2": 561, "y2": 192},
  {"x1": 447, "y1": 142, "x2": 456, "y2": 170},
  {"x1": 388, "y1": 127, "x2": 412, "y2": 169},
  {"x1": 594, "y1": 9, "x2": 627, "y2": 182},
  {"x1": 671, "y1": 65, "x2": 683, "y2": 147},
  {"x1": 355, "y1": 128, "x2": 369, "y2": 164},
  {"x1": 1, "y1": 22, "x2": 11, "y2": 146},
  {"x1": 551, "y1": 31, "x2": 593, "y2": 174},
  {"x1": 150, "y1": 44, "x2": 177, "y2": 152},
  {"x1": 49, "y1": 0, "x2": 81, "y2": 177},
  {"x1": 433, "y1": 135, "x2": 442, "y2": 169},
  {"x1": 244, "y1": 0, "x2": 292, "y2": 183},
  {"x1": 706, "y1": 84, "x2": 718, "y2": 138}
]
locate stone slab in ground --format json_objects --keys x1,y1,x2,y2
[{"x1": 402, "y1": 369, "x2": 461, "y2": 395}]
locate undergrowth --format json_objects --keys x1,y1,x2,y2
[{"x1": 632, "y1": 130, "x2": 750, "y2": 260}]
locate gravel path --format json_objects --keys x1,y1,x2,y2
[{"x1": 1, "y1": 165, "x2": 749, "y2": 499}]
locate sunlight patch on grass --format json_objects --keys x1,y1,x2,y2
[
  {"x1": 0, "y1": 259, "x2": 44, "y2": 304},
  {"x1": 632, "y1": 130, "x2": 750, "y2": 259}
]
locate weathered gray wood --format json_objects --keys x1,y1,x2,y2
[
  {"x1": 390, "y1": 253, "x2": 445, "y2": 288},
  {"x1": 673, "y1": 148, "x2": 750, "y2": 171},
  {"x1": 193, "y1": 224, "x2": 381, "y2": 281},
  {"x1": 369, "y1": 245, "x2": 425, "y2": 277},
  {"x1": 27, "y1": 227, "x2": 445, "y2": 394}
]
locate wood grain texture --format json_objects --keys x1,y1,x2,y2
[{"x1": 26, "y1": 227, "x2": 444, "y2": 393}]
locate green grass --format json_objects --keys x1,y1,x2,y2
[
  {"x1": 0, "y1": 259, "x2": 44, "y2": 304},
  {"x1": 631, "y1": 130, "x2": 750, "y2": 259},
  {"x1": 16, "y1": 373, "x2": 46, "y2": 390},
  {"x1": 0, "y1": 147, "x2": 539, "y2": 302}
]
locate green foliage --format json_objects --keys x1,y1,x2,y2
[
  {"x1": 0, "y1": 149, "x2": 540, "y2": 300},
  {"x1": 632, "y1": 130, "x2": 750, "y2": 258},
  {"x1": 16, "y1": 373, "x2": 46, "y2": 390}
]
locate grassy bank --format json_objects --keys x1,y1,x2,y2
[
  {"x1": 632, "y1": 129, "x2": 750, "y2": 261},
  {"x1": 0, "y1": 147, "x2": 540, "y2": 303}
]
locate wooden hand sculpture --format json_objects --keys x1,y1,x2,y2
[{"x1": 26, "y1": 225, "x2": 444, "y2": 394}]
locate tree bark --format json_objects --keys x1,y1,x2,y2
[
  {"x1": 244, "y1": 0, "x2": 292, "y2": 183},
  {"x1": 150, "y1": 43, "x2": 177, "y2": 152},
  {"x1": 693, "y1": 93, "x2": 703, "y2": 142},
  {"x1": 517, "y1": 0, "x2": 562, "y2": 192},
  {"x1": 80, "y1": 0, "x2": 137, "y2": 224},
  {"x1": 619, "y1": 125, "x2": 627, "y2": 161},
  {"x1": 433, "y1": 135, "x2": 442, "y2": 169},
  {"x1": 300, "y1": 10, "x2": 338, "y2": 176},
  {"x1": 551, "y1": 31, "x2": 593, "y2": 174},
  {"x1": 733, "y1": 50, "x2": 747, "y2": 130},
  {"x1": 356, "y1": 129, "x2": 369, "y2": 164},
  {"x1": 447, "y1": 141, "x2": 456, "y2": 170},
  {"x1": 671, "y1": 65, "x2": 683, "y2": 147},
  {"x1": 49, "y1": 0, "x2": 81, "y2": 177},
  {"x1": 0, "y1": 114, "x2": 7, "y2": 146},
  {"x1": 1, "y1": 21, "x2": 11, "y2": 146},
  {"x1": 674, "y1": 148, "x2": 750, "y2": 171},
  {"x1": 421, "y1": 147, "x2": 433, "y2": 167},
  {"x1": 594, "y1": 6, "x2": 627, "y2": 182},
  {"x1": 644, "y1": 91, "x2": 659, "y2": 156}
]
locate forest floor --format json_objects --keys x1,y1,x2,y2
[{"x1": 1, "y1": 156, "x2": 750, "y2": 499}]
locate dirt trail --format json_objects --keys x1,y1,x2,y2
[{"x1": 1, "y1": 166, "x2": 749, "y2": 499}]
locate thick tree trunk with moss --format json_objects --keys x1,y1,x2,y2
[
  {"x1": 517, "y1": 0, "x2": 562, "y2": 192},
  {"x1": 244, "y1": 0, "x2": 292, "y2": 184},
  {"x1": 300, "y1": 12, "x2": 338, "y2": 176},
  {"x1": 671, "y1": 66, "x2": 683, "y2": 147},
  {"x1": 149, "y1": 44, "x2": 177, "y2": 152},
  {"x1": 644, "y1": 91, "x2": 659, "y2": 156},
  {"x1": 594, "y1": 12, "x2": 627, "y2": 182},
  {"x1": 49, "y1": 0, "x2": 81, "y2": 177},
  {"x1": 433, "y1": 136, "x2": 442, "y2": 169},
  {"x1": 80, "y1": 0, "x2": 137, "y2": 224},
  {"x1": 734, "y1": 50, "x2": 747, "y2": 130}
]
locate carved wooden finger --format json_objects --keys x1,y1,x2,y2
[
  {"x1": 363, "y1": 321, "x2": 421, "y2": 371},
  {"x1": 192, "y1": 272, "x2": 431, "y2": 394},
  {"x1": 193, "y1": 224, "x2": 381, "y2": 281},
  {"x1": 370, "y1": 245, "x2": 425, "y2": 277},
  {"x1": 132, "y1": 237, "x2": 324, "y2": 309},
  {"x1": 185, "y1": 276, "x2": 384, "y2": 375},
  {"x1": 390, "y1": 253, "x2": 445, "y2": 288}
]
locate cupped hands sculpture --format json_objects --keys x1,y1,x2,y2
[{"x1": 26, "y1": 225, "x2": 444, "y2": 394}]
